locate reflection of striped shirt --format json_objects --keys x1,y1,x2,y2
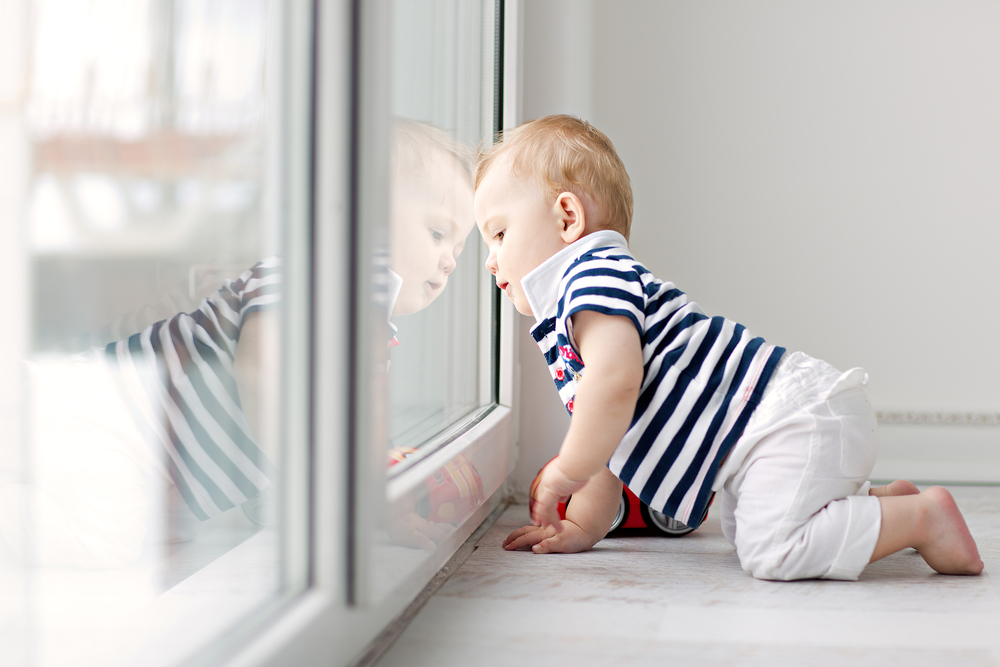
[
  {"x1": 104, "y1": 257, "x2": 281, "y2": 520},
  {"x1": 522, "y1": 232, "x2": 785, "y2": 529}
]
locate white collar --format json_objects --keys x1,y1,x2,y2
[
  {"x1": 386, "y1": 269, "x2": 403, "y2": 317},
  {"x1": 521, "y1": 230, "x2": 629, "y2": 324}
]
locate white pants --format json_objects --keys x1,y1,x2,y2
[{"x1": 714, "y1": 351, "x2": 882, "y2": 581}]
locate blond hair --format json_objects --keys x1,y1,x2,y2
[
  {"x1": 393, "y1": 117, "x2": 474, "y2": 185},
  {"x1": 475, "y1": 115, "x2": 633, "y2": 240}
]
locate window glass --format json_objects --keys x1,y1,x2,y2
[
  {"x1": 357, "y1": 0, "x2": 499, "y2": 605},
  {"x1": 1, "y1": 1, "x2": 309, "y2": 664},
  {"x1": 385, "y1": 0, "x2": 492, "y2": 462}
]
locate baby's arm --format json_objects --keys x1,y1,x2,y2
[
  {"x1": 504, "y1": 467, "x2": 622, "y2": 553},
  {"x1": 531, "y1": 310, "x2": 644, "y2": 531},
  {"x1": 233, "y1": 310, "x2": 281, "y2": 461}
]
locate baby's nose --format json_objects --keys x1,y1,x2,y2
[
  {"x1": 484, "y1": 251, "x2": 497, "y2": 274},
  {"x1": 441, "y1": 250, "x2": 457, "y2": 274}
]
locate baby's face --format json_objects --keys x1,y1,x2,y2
[
  {"x1": 390, "y1": 154, "x2": 475, "y2": 316},
  {"x1": 475, "y1": 161, "x2": 569, "y2": 317}
]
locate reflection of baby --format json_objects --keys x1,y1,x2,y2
[
  {"x1": 383, "y1": 120, "x2": 481, "y2": 549},
  {"x1": 387, "y1": 118, "x2": 475, "y2": 318},
  {"x1": 0, "y1": 260, "x2": 281, "y2": 569},
  {"x1": 0, "y1": 120, "x2": 477, "y2": 567}
]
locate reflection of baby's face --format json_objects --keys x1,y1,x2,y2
[{"x1": 390, "y1": 152, "x2": 475, "y2": 316}]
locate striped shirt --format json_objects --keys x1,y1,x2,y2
[
  {"x1": 521, "y1": 231, "x2": 785, "y2": 528},
  {"x1": 104, "y1": 257, "x2": 281, "y2": 521}
]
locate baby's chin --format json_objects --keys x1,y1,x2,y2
[{"x1": 392, "y1": 285, "x2": 443, "y2": 316}]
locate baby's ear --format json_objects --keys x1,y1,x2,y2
[{"x1": 555, "y1": 191, "x2": 586, "y2": 243}]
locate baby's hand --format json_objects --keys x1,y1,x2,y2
[
  {"x1": 531, "y1": 460, "x2": 588, "y2": 531},
  {"x1": 502, "y1": 520, "x2": 596, "y2": 554}
]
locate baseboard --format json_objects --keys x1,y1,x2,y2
[{"x1": 871, "y1": 424, "x2": 1000, "y2": 484}]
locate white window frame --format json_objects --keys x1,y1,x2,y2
[{"x1": 210, "y1": 2, "x2": 523, "y2": 666}]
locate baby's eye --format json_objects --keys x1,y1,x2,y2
[
  {"x1": 495, "y1": 230, "x2": 504, "y2": 242},
  {"x1": 430, "y1": 229, "x2": 445, "y2": 242}
]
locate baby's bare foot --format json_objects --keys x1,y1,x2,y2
[
  {"x1": 870, "y1": 479, "x2": 920, "y2": 497},
  {"x1": 916, "y1": 486, "x2": 983, "y2": 575}
]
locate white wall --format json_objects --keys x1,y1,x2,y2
[{"x1": 513, "y1": 0, "x2": 1000, "y2": 490}]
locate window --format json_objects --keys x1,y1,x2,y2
[
  {"x1": 2, "y1": 1, "x2": 311, "y2": 664},
  {"x1": 0, "y1": 1, "x2": 515, "y2": 665},
  {"x1": 353, "y1": 0, "x2": 504, "y2": 607}
]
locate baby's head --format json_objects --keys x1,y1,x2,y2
[
  {"x1": 390, "y1": 118, "x2": 476, "y2": 316},
  {"x1": 474, "y1": 115, "x2": 633, "y2": 316}
]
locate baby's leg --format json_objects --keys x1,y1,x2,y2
[
  {"x1": 727, "y1": 389, "x2": 883, "y2": 581},
  {"x1": 719, "y1": 489, "x2": 737, "y2": 547},
  {"x1": 870, "y1": 486, "x2": 982, "y2": 575}
]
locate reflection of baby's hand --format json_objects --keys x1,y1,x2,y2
[{"x1": 385, "y1": 512, "x2": 454, "y2": 550}]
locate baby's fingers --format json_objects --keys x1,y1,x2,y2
[
  {"x1": 530, "y1": 491, "x2": 565, "y2": 532},
  {"x1": 502, "y1": 525, "x2": 538, "y2": 548},
  {"x1": 532, "y1": 531, "x2": 575, "y2": 554},
  {"x1": 531, "y1": 523, "x2": 590, "y2": 554}
]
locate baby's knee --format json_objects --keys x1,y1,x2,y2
[
  {"x1": 737, "y1": 536, "x2": 826, "y2": 581},
  {"x1": 737, "y1": 526, "x2": 856, "y2": 581},
  {"x1": 735, "y1": 497, "x2": 879, "y2": 581},
  {"x1": 733, "y1": 529, "x2": 794, "y2": 580}
]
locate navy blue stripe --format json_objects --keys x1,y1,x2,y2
[
  {"x1": 205, "y1": 299, "x2": 241, "y2": 341},
  {"x1": 188, "y1": 331, "x2": 241, "y2": 401},
  {"x1": 166, "y1": 318, "x2": 265, "y2": 498},
  {"x1": 543, "y1": 345, "x2": 559, "y2": 365},
  {"x1": 148, "y1": 322, "x2": 244, "y2": 510},
  {"x1": 177, "y1": 321, "x2": 278, "y2": 479},
  {"x1": 162, "y1": 409, "x2": 236, "y2": 514},
  {"x1": 228, "y1": 276, "x2": 248, "y2": 295},
  {"x1": 620, "y1": 317, "x2": 724, "y2": 486},
  {"x1": 192, "y1": 356, "x2": 277, "y2": 479},
  {"x1": 642, "y1": 322, "x2": 741, "y2": 508},
  {"x1": 644, "y1": 301, "x2": 700, "y2": 349},
  {"x1": 191, "y1": 308, "x2": 231, "y2": 351},
  {"x1": 531, "y1": 318, "x2": 555, "y2": 343},
  {"x1": 148, "y1": 321, "x2": 172, "y2": 385},
  {"x1": 164, "y1": 454, "x2": 212, "y2": 521},
  {"x1": 171, "y1": 318, "x2": 239, "y2": 404},
  {"x1": 565, "y1": 304, "x2": 642, "y2": 334},
  {"x1": 248, "y1": 262, "x2": 281, "y2": 279},
  {"x1": 642, "y1": 311, "x2": 708, "y2": 378},
  {"x1": 217, "y1": 288, "x2": 243, "y2": 318},
  {"x1": 566, "y1": 285, "x2": 644, "y2": 313},
  {"x1": 241, "y1": 282, "x2": 281, "y2": 305},
  {"x1": 565, "y1": 266, "x2": 641, "y2": 285},
  {"x1": 750, "y1": 345, "x2": 785, "y2": 406},
  {"x1": 664, "y1": 336, "x2": 770, "y2": 527},
  {"x1": 239, "y1": 302, "x2": 278, "y2": 323},
  {"x1": 598, "y1": 253, "x2": 636, "y2": 263},
  {"x1": 100, "y1": 348, "x2": 216, "y2": 522},
  {"x1": 127, "y1": 332, "x2": 144, "y2": 359},
  {"x1": 644, "y1": 287, "x2": 685, "y2": 322}
]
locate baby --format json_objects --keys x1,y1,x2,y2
[{"x1": 474, "y1": 114, "x2": 983, "y2": 581}]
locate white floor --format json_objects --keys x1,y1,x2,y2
[{"x1": 378, "y1": 485, "x2": 1000, "y2": 666}]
